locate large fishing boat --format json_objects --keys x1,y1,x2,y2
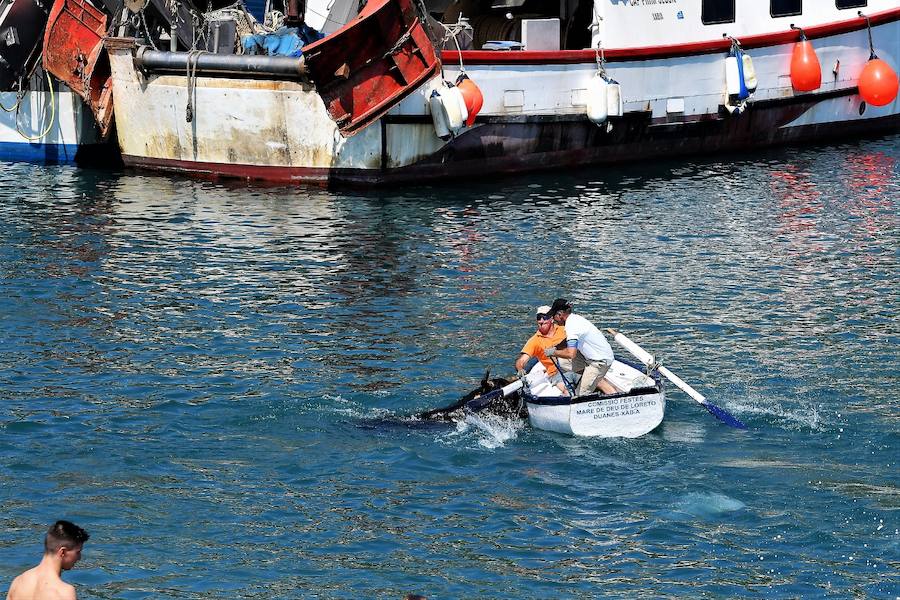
[{"x1": 46, "y1": 0, "x2": 900, "y2": 184}]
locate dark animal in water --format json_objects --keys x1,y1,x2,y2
[{"x1": 417, "y1": 369, "x2": 525, "y2": 421}]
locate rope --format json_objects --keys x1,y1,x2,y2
[
  {"x1": 858, "y1": 11, "x2": 877, "y2": 59},
  {"x1": 14, "y1": 69, "x2": 57, "y2": 141},
  {"x1": 185, "y1": 49, "x2": 206, "y2": 122},
  {"x1": 440, "y1": 16, "x2": 470, "y2": 73},
  {"x1": 0, "y1": 76, "x2": 25, "y2": 112},
  {"x1": 594, "y1": 43, "x2": 606, "y2": 76},
  {"x1": 0, "y1": 94, "x2": 18, "y2": 112},
  {"x1": 264, "y1": 10, "x2": 285, "y2": 31}
]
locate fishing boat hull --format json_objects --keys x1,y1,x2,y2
[
  {"x1": 0, "y1": 77, "x2": 108, "y2": 164},
  {"x1": 525, "y1": 360, "x2": 665, "y2": 438},
  {"x1": 101, "y1": 2, "x2": 900, "y2": 185}
]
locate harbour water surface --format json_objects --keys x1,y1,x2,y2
[{"x1": 1, "y1": 137, "x2": 898, "y2": 598}]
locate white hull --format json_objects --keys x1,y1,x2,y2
[
  {"x1": 0, "y1": 84, "x2": 104, "y2": 164},
  {"x1": 527, "y1": 391, "x2": 665, "y2": 438},
  {"x1": 104, "y1": 4, "x2": 900, "y2": 184},
  {"x1": 525, "y1": 360, "x2": 665, "y2": 438}
]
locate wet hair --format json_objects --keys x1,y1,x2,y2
[{"x1": 44, "y1": 520, "x2": 89, "y2": 553}]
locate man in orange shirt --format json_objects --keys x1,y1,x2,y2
[{"x1": 515, "y1": 305, "x2": 569, "y2": 391}]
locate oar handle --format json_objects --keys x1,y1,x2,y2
[
  {"x1": 607, "y1": 328, "x2": 654, "y2": 365},
  {"x1": 501, "y1": 379, "x2": 524, "y2": 396}
]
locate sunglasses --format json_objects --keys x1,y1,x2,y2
[{"x1": 536, "y1": 313, "x2": 553, "y2": 321}]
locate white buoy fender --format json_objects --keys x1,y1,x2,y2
[
  {"x1": 429, "y1": 88, "x2": 452, "y2": 140},
  {"x1": 726, "y1": 48, "x2": 750, "y2": 101},
  {"x1": 429, "y1": 80, "x2": 468, "y2": 139},
  {"x1": 606, "y1": 78, "x2": 624, "y2": 117},
  {"x1": 586, "y1": 73, "x2": 609, "y2": 124},
  {"x1": 447, "y1": 85, "x2": 469, "y2": 132},
  {"x1": 725, "y1": 53, "x2": 741, "y2": 98}
]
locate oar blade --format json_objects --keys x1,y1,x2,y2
[
  {"x1": 464, "y1": 388, "x2": 502, "y2": 413},
  {"x1": 701, "y1": 400, "x2": 747, "y2": 429},
  {"x1": 609, "y1": 330, "x2": 747, "y2": 430},
  {"x1": 465, "y1": 379, "x2": 525, "y2": 413}
]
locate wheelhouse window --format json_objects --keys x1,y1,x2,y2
[
  {"x1": 836, "y1": 0, "x2": 866, "y2": 8},
  {"x1": 771, "y1": 0, "x2": 801, "y2": 17},
  {"x1": 701, "y1": 0, "x2": 735, "y2": 25}
]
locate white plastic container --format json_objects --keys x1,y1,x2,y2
[
  {"x1": 428, "y1": 80, "x2": 469, "y2": 139},
  {"x1": 606, "y1": 78, "x2": 624, "y2": 118}
]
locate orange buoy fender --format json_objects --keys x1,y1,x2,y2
[
  {"x1": 790, "y1": 38, "x2": 821, "y2": 92},
  {"x1": 456, "y1": 74, "x2": 483, "y2": 127},
  {"x1": 858, "y1": 58, "x2": 899, "y2": 106}
]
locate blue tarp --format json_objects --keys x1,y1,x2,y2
[{"x1": 241, "y1": 25, "x2": 324, "y2": 57}]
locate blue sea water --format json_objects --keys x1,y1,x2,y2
[{"x1": 0, "y1": 136, "x2": 898, "y2": 599}]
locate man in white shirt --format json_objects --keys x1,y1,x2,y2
[{"x1": 544, "y1": 298, "x2": 615, "y2": 396}]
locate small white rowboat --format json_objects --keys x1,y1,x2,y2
[{"x1": 523, "y1": 359, "x2": 665, "y2": 438}]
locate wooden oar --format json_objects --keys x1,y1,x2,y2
[{"x1": 606, "y1": 329, "x2": 747, "y2": 429}]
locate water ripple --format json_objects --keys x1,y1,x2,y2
[{"x1": 1, "y1": 137, "x2": 898, "y2": 598}]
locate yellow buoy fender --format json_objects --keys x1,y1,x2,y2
[{"x1": 742, "y1": 52, "x2": 757, "y2": 93}]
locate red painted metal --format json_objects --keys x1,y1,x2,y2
[
  {"x1": 302, "y1": 0, "x2": 440, "y2": 136},
  {"x1": 444, "y1": 7, "x2": 900, "y2": 65},
  {"x1": 42, "y1": 0, "x2": 113, "y2": 138}
]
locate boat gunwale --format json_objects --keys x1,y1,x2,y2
[
  {"x1": 524, "y1": 386, "x2": 663, "y2": 407},
  {"x1": 523, "y1": 358, "x2": 664, "y2": 407},
  {"x1": 442, "y1": 7, "x2": 900, "y2": 65}
]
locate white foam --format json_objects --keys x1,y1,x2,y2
[
  {"x1": 660, "y1": 420, "x2": 707, "y2": 443},
  {"x1": 468, "y1": 412, "x2": 524, "y2": 449},
  {"x1": 437, "y1": 412, "x2": 523, "y2": 449},
  {"x1": 673, "y1": 491, "x2": 746, "y2": 517},
  {"x1": 727, "y1": 389, "x2": 823, "y2": 431}
]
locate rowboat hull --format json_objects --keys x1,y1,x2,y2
[{"x1": 525, "y1": 360, "x2": 665, "y2": 438}]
